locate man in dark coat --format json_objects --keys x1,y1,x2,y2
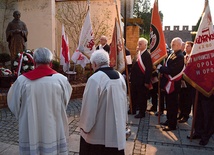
[
  {"x1": 96, "y1": 35, "x2": 110, "y2": 53},
  {"x1": 157, "y1": 37, "x2": 185, "y2": 131},
  {"x1": 129, "y1": 37, "x2": 153, "y2": 118},
  {"x1": 187, "y1": 93, "x2": 214, "y2": 146}
]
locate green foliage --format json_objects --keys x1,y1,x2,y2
[
  {"x1": 134, "y1": 0, "x2": 151, "y2": 15},
  {"x1": 192, "y1": 16, "x2": 202, "y2": 41},
  {"x1": 52, "y1": 60, "x2": 60, "y2": 71},
  {"x1": 133, "y1": 0, "x2": 164, "y2": 43},
  {"x1": 140, "y1": 33, "x2": 150, "y2": 42}
]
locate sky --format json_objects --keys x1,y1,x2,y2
[{"x1": 150, "y1": 0, "x2": 214, "y2": 30}]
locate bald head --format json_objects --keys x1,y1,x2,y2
[
  {"x1": 100, "y1": 35, "x2": 108, "y2": 46},
  {"x1": 171, "y1": 37, "x2": 183, "y2": 52}
]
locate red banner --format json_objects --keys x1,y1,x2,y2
[
  {"x1": 109, "y1": 18, "x2": 125, "y2": 73},
  {"x1": 110, "y1": 18, "x2": 117, "y2": 67},
  {"x1": 150, "y1": 0, "x2": 167, "y2": 65},
  {"x1": 183, "y1": 4, "x2": 214, "y2": 97}
]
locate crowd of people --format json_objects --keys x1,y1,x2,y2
[
  {"x1": 6, "y1": 34, "x2": 213, "y2": 155},
  {"x1": 129, "y1": 37, "x2": 214, "y2": 145}
]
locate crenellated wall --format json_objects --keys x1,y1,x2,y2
[{"x1": 164, "y1": 25, "x2": 196, "y2": 47}]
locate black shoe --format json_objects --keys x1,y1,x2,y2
[
  {"x1": 199, "y1": 139, "x2": 209, "y2": 146},
  {"x1": 128, "y1": 110, "x2": 136, "y2": 115},
  {"x1": 187, "y1": 134, "x2": 201, "y2": 139},
  {"x1": 160, "y1": 120, "x2": 168, "y2": 126},
  {"x1": 134, "y1": 113, "x2": 145, "y2": 118},
  {"x1": 178, "y1": 117, "x2": 188, "y2": 123},
  {"x1": 155, "y1": 111, "x2": 163, "y2": 116},
  {"x1": 163, "y1": 126, "x2": 176, "y2": 131}
]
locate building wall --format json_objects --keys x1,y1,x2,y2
[
  {"x1": 164, "y1": 25, "x2": 194, "y2": 47},
  {"x1": 0, "y1": 0, "x2": 18, "y2": 54},
  {"x1": 0, "y1": 0, "x2": 121, "y2": 59},
  {"x1": 55, "y1": 0, "x2": 120, "y2": 59},
  {"x1": 121, "y1": 0, "x2": 134, "y2": 18},
  {"x1": 126, "y1": 26, "x2": 139, "y2": 58},
  {"x1": 0, "y1": 0, "x2": 55, "y2": 54},
  {"x1": 18, "y1": 0, "x2": 56, "y2": 52}
]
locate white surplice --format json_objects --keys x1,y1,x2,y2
[
  {"x1": 79, "y1": 70, "x2": 127, "y2": 150},
  {"x1": 7, "y1": 73, "x2": 72, "y2": 155}
]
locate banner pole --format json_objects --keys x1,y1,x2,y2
[
  {"x1": 157, "y1": 73, "x2": 161, "y2": 124},
  {"x1": 190, "y1": 90, "x2": 198, "y2": 141},
  {"x1": 114, "y1": 0, "x2": 132, "y2": 114}
]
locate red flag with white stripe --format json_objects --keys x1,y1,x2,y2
[{"x1": 60, "y1": 24, "x2": 70, "y2": 72}]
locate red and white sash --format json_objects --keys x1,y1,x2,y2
[
  {"x1": 137, "y1": 51, "x2": 153, "y2": 90},
  {"x1": 164, "y1": 54, "x2": 185, "y2": 94},
  {"x1": 137, "y1": 52, "x2": 146, "y2": 73}
]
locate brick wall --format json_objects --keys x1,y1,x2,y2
[
  {"x1": 126, "y1": 26, "x2": 140, "y2": 58},
  {"x1": 70, "y1": 83, "x2": 86, "y2": 99}
]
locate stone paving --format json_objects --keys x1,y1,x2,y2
[{"x1": 0, "y1": 99, "x2": 214, "y2": 155}]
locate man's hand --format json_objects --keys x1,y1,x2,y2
[{"x1": 157, "y1": 64, "x2": 162, "y2": 70}]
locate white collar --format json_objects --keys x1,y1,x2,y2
[{"x1": 140, "y1": 49, "x2": 147, "y2": 55}]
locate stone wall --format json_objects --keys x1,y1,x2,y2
[{"x1": 164, "y1": 25, "x2": 196, "y2": 47}]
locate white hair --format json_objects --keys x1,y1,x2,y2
[
  {"x1": 90, "y1": 49, "x2": 109, "y2": 66},
  {"x1": 172, "y1": 37, "x2": 183, "y2": 46},
  {"x1": 33, "y1": 47, "x2": 53, "y2": 64},
  {"x1": 138, "y1": 37, "x2": 148, "y2": 46}
]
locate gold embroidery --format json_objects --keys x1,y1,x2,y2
[{"x1": 170, "y1": 53, "x2": 177, "y2": 60}]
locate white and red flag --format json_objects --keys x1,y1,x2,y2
[
  {"x1": 60, "y1": 24, "x2": 70, "y2": 72},
  {"x1": 150, "y1": 0, "x2": 167, "y2": 65},
  {"x1": 109, "y1": 18, "x2": 125, "y2": 73},
  {"x1": 71, "y1": 10, "x2": 95, "y2": 68},
  {"x1": 183, "y1": 3, "x2": 214, "y2": 97}
]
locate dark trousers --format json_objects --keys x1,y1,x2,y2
[
  {"x1": 194, "y1": 94, "x2": 214, "y2": 142},
  {"x1": 131, "y1": 83, "x2": 149, "y2": 114},
  {"x1": 178, "y1": 86, "x2": 194, "y2": 119},
  {"x1": 79, "y1": 136, "x2": 124, "y2": 155},
  {"x1": 166, "y1": 91, "x2": 179, "y2": 129},
  {"x1": 149, "y1": 82, "x2": 158, "y2": 110},
  {"x1": 159, "y1": 90, "x2": 166, "y2": 112}
]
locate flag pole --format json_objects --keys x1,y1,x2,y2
[
  {"x1": 190, "y1": 90, "x2": 198, "y2": 141},
  {"x1": 114, "y1": 0, "x2": 132, "y2": 113},
  {"x1": 189, "y1": 0, "x2": 208, "y2": 142},
  {"x1": 87, "y1": 0, "x2": 93, "y2": 76},
  {"x1": 157, "y1": 73, "x2": 161, "y2": 124}
]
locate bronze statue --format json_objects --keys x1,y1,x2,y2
[{"x1": 6, "y1": 11, "x2": 28, "y2": 62}]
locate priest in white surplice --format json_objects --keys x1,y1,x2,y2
[
  {"x1": 7, "y1": 47, "x2": 72, "y2": 155},
  {"x1": 79, "y1": 49, "x2": 127, "y2": 155}
]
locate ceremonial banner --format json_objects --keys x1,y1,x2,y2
[
  {"x1": 109, "y1": 18, "x2": 117, "y2": 67},
  {"x1": 150, "y1": 0, "x2": 167, "y2": 65},
  {"x1": 183, "y1": 4, "x2": 214, "y2": 97},
  {"x1": 71, "y1": 10, "x2": 95, "y2": 68},
  {"x1": 109, "y1": 18, "x2": 125, "y2": 73},
  {"x1": 60, "y1": 24, "x2": 70, "y2": 72}
]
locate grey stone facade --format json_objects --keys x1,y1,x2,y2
[{"x1": 164, "y1": 25, "x2": 196, "y2": 47}]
